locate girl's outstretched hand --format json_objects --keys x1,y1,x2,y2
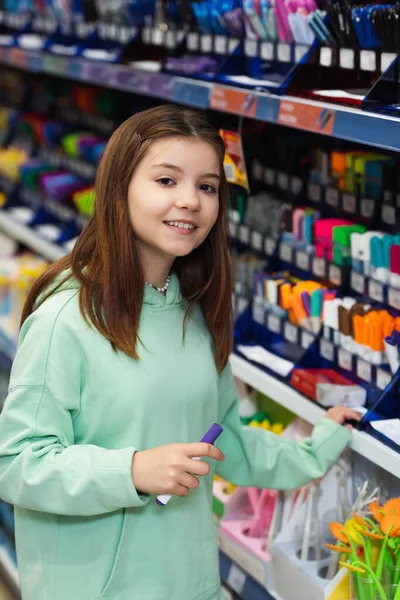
[
  {"x1": 325, "y1": 405, "x2": 362, "y2": 430},
  {"x1": 131, "y1": 443, "x2": 225, "y2": 497}
]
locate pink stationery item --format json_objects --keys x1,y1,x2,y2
[{"x1": 314, "y1": 218, "x2": 353, "y2": 261}]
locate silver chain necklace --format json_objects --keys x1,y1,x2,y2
[{"x1": 145, "y1": 275, "x2": 171, "y2": 294}]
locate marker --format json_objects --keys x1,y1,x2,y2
[{"x1": 156, "y1": 423, "x2": 224, "y2": 507}]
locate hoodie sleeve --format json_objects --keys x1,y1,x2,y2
[
  {"x1": 0, "y1": 292, "x2": 149, "y2": 516},
  {"x1": 216, "y1": 364, "x2": 351, "y2": 490}
]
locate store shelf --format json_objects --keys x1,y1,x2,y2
[
  {"x1": 0, "y1": 544, "x2": 19, "y2": 597},
  {"x1": 219, "y1": 550, "x2": 276, "y2": 600},
  {"x1": 229, "y1": 352, "x2": 400, "y2": 479},
  {"x1": 0, "y1": 212, "x2": 68, "y2": 262},
  {"x1": 1, "y1": 47, "x2": 400, "y2": 151}
]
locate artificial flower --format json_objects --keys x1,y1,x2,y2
[
  {"x1": 383, "y1": 499, "x2": 400, "y2": 517},
  {"x1": 330, "y1": 522, "x2": 349, "y2": 544},
  {"x1": 353, "y1": 513, "x2": 372, "y2": 529},
  {"x1": 370, "y1": 501, "x2": 384, "y2": 523},
  {"x1": 380, "y1": 515, "x2": 400, "y2": 537},
  {"x1": 339, "y1": 561, "x2": 366, "y2": 574},
  {"x1": 325, "y1": 543, "x2": 351, "y2": 553}
]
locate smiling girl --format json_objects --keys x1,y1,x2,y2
[{"x1": 0, "y1": 105, "x2": 359, "y2": 600}]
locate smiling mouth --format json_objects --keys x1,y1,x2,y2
[{"x1": 164, "y1": 221, "x2": 197, "y2": 230}]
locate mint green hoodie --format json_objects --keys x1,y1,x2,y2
[{"x1": 0, "y1": 273, "x2": 350, "y2": 600}]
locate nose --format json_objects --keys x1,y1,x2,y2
[{"x1": 175, "y1": 187, "x2": 201, "y2": 212}]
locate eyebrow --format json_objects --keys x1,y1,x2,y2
[{"x1": 152, "y1": 163, "x2": 220, "y2": 180}]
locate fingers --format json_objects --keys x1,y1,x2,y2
[
  {"x1": 179, "y1": 472, "x2": 200, "y2": 490},
  {"x1": 184, "y1": 458, "x2": 210, "y2": 477},
  {"x1": 186, "y1": 443, "x2": 225, "y2": 462},
  {"x1": 326, "y1": 405, "x2": 363, "y2": 425}
]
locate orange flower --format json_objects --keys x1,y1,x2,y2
[
  {"x1": 339, "y1": 561, "x2": 366, "y2": 574},
  {"x1": 362, "y1": 530, "x2": 384, "y2": 540},
  {"x1": 383, "y1": 499, "x2": 400, "y2": 517},
  {"x1": 330, "y1": 522, "x2": 349, "y2": 544},
  {"x1": 370, "y1": 501, "x2": 384, "y2": 523},
  {"x1": 325, "y1": 543, "x2": 351, "y2": 553},
  {"x1": 353, "y1": 513, "x2": 372, "y2": 529},
  {"x1": 380, "y1": 515, "x2": 400, "y2": 537}
]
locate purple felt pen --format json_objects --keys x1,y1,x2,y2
[{"x1": 156, "y1": 423, "x2": 223, "y2": 507}]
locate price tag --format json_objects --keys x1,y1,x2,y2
[
  {"x1": 227, "y1": 564, "x2": 246, "y2": 595},
  {"x1": 152, "y1": 28, "x2": 164, "y2": 45},
  {"x1": 284, "y1": 322, "x2": 298, "y2": 344},
  {"x1": 389, "y1": 286, "x2": 400, "y2": 310},
  {"x1": 301, "y1": 330, "x2": 315, "y2": 349},
  {"x1": 342, "y1": 193, "x2": 356, "y2": 214},
  {"x1": 312, "y1": 257, "x2": 326, "y2": 279},
  {"x1": 265, "y1": 237, "x2": 277, "y2": 256},
  {"x1": 277, "y1": 43, "x2": 291, "y2": 63},
  {"x1": 308, "y1": 183, "x2": 321, "y2": 203},
  {"x1": 200, "y1": 34, "x2": 213, "y2": 53},
  {"x1": 340, "y1": 48, "x2": 355, "y2": 69},
  {"x1": 228, "y1": 221, "x2": 237, "y2": 239},
  {"x1": 381, "y1": 52, "x2": 396, "y2": 73},
  {"x1": 338, "y1": 348, "x2": 352, "y2": 371},
  {"x1": 320, "y1": 338, "x2": 335, "y2": 362},
  {"x1": 277, "y1": 172, "x2": 289, "y2": 191},
  {"x1": 251, "y1": 231, "x2": 263, "y2": 252},
  {"x1": 329, "y1": 264, "x2": 342, "y2": 286},
  {"x1": 291, "y1": 176, "x2": 302, "y2": 195},
  {"x1": 264, "y1": 168, "x2": 276, "y2": 186},
  {"x1": 238, "y1": 225, "x2": 250, "y2": 244},
  {"x1": 252, "y1": 302, "x2": 265, "y2": 325},
  {"x1": 369, "y1": 279, "x2": 384, "y2": 303},
  {"x1": 252, "y1": 161, "x2": 263, "y2": 181},
  {"x1": 377, "y1": 368, "x2": 392, "y2": 390},
  {"x1": 279, "y1": 243, "x2": 293, "y2": 263},
  {"x1": 351, "y1": 271, "x2": 365, "y2": 294},
  {"x1": 360, "y1": 50, "x2": 376, "y2": 72},
  {"x1": 357, "y1": 358, "x2": 372, "y2": 382},
  {"x1": 361, "y1": 198, "x2": 375, "y2": 219},
  {"x1": 295, "y1": 44, "x2": 308, "y2": 63},
  {"x1": 261, "y1": 41, "x2": 274, "y2": 60},
  {"x1": 187, "y1": 32, "x2": 199, "y2": 51},
  {"x1": 326, "y1": 187, "x2": 339, "y2": 208},
  {"x1": 245, "y1": 38, "x2": 258, "y2": 58},
  {"x1": 268, "y1": 313, "x2": 282, "y2": 334},
  {"x1": 320, "y1": 46, "x2": 333, "y2": 67},
  {"x1": 382, "y1": 204, "x2": 396, "y2": 226},
  {"x1": 296, "y1": 251, "x2": 310, "y2": 271},
  {"x1": 165, "y1": 30, "x2": 176, "y2": 49},
  {"x1": 214, "y1": 35, "x2": 227, "y2": 55},
  {"x1": 228, "y1": 38, "x2": 239, "y2": 54}
]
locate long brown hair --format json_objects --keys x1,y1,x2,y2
[{"x1": 22, "y1": 105, "x2": 233, "y2": 371}]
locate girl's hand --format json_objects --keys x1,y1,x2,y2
[
  {"x1": 131, "y1": 443, "x2": 225, "y2": 497},
  {"x1": 325, "y1": 405, "x2": 362, "y2": 430}
]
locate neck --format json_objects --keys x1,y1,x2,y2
[{"x1": 142, "y1": 257, "x2": 174, "y2": 289}]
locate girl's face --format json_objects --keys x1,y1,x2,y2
[{"x1": 128, "y1": 137, "x2": 220, "y2": 268}]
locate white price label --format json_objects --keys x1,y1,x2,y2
[
  {"x1": 320, "y1": 338, "x2": 335, "y2": 362},
  {"x1": 291, "y1": 176, "x2": 302, "y2": 195},
  {"x1": 245, "y1": 38, "x2": 258, "y2": 58},
  {"x1": 381, "y1": 52, "x2": 396, "y2": 72},
  {"x1": 165, "y1": 30, "x2": 176, "y2": 49},
  {"x1": 369, "y1": 279, "x2": 384, "y2": 303},
  {"x1": 338, "y1": 348, "x2": 352, "y2": 371},
  {"x1": 252, "y1": 161, "x2": 263, "y2": 181},
  {"x1": 295, "y1": 44, "x2": 308, "y2": 63},
  {"x1": 329, "y1": 264, "x2": 342, "y2": 286},
  {"x1": 279, "y1": 243, "x2": 293, "y2": 263},
  {"x1": 360, "y1": 50, "x2": 376, "y2": 72},
  {"x1": 361, "y1": 198, "x2": 375, "y2": 219},
  {"x1": 351, "y1": 271, "x2": 365, "y2": 294},
  {"x1": 268, "y1": 313, "x2": 281, "y2": 333},
  {"x1": 308, "y1": 183, "x2": 321, "y2": 203},
  {"x1": 277, "y1": 172, "x2": 289, "y2": 190},
  {"x1": 261, "y1": 41, "x2": 274, "y2": 60},
  {"x1": 277, "y1": 43, "x2": 291, "y2": 62},
  {"x1": 357, "y1": 359, "x2": 372, "y2": 382},
  {"x1": 239, "y1": 225, "x2": 250, "y2": 244},
  {"x1": 187, "y1": 32, "x2": 199, "y2": 51},
  {"x1": 228, "y1": 38, "x2": 239, "y2": 54},
  {"x1": 265, "y1": 237, "x2": 277, "y2": 256},
  {"x1": 201, "y1": 34, "x2": 213, "y2": 53},
  {"x1": 284, "y1": 322, "x2": 298, "y2": 344},
  {"x1": 251, "y1": 231, "x2": 263, "y2": 252},
  {"x1": 377, "y1": 369, "x2": 392, "y2": 390},
  {"x1": 152, "y1": 28, "x2": 164, "y2": 45},
  {"x1": 215, "y1": 35, "x2": 227, "y2": 55},
  {"x1": 253, "y1": 302, "x2": 265, "y2": 325},
  {"x1": 389, "y1": 287, "x2": 400, "y2": 310},
  {"x1": 264, "y1": 168, "x2": 276, "y2": 186},
  {"x1": 228, "y1": 221, "x2": 237, "y2": 238},
  {"x1": 382, "y1": 204, "x2": 396, "y2": 225},
  {"x1": 312, "y1": 257, "x2": 326, "y2": 278},
  {"x1": 296, "y1": 251, "x2": 310, "y2": 271},
  {"x1": 320, "y1": 46, "x2": 332, "y2": 67},
  {"x1": 227, "y1": 564, "x2": 246, "y2": 595},
  {"x1": 340, "y1": 48, "x2": 355, "y2": 69},
  {"x1": 301, "y1": 330, "x2": 315, "y2": 349},
  {"x1": 142, "y1": 26, "x2": 152, "y2": 43},
  {"x1": 343, "y1": 193, "x2": 356, "y2": 213},
  {"x1": 326, "y1": 187, "x2": 339, "y2": 207}
]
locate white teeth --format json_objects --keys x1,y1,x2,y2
[{"x1": 165, "y1": 221, "x2": 195, "y2": 230}]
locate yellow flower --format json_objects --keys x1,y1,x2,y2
[
  {"x1": 345, "y1": 519, "x2": 363, "y2": 544},
  {"x1": 339, "y1": 561, "x2": 366, "y2": 574}
]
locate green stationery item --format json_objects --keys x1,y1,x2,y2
[{"x1": 333, "y1": 224, "x2": 366, "y2": 266}]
